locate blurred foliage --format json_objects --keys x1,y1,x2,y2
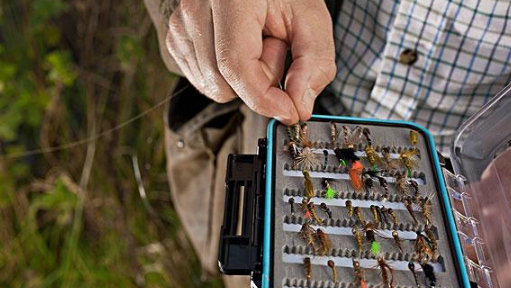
[{"x1": 0, "y1": 0, "x2": 223, "y2": 287}]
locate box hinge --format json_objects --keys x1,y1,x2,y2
[{"x1": 442, "y1": 168, "x2": 494, "y2": 288}]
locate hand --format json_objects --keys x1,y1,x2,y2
[{"x1": 166, "y1": 0, "x2": 336, "y2": 125}]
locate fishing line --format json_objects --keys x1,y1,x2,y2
[{"x1": 1, "y1": 85, "x2": 189, "y2": 160}]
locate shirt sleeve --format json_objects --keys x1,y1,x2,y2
[{"x1": 143, "y1": 0, "x2": 183, "y2": 75}]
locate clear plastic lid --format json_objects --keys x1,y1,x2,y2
[{"x1": 446, "y1": 84, "x2": 511, "y2": 288}]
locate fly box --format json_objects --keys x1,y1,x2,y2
[{"x1": 218, "y1": 85, "x2": 511, "y2": 288}]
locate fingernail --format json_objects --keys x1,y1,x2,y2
[{"x1": 274, "y1": 116, "x2": 284, "y2": 123}]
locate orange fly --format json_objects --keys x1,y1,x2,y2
[{"x1": 349, "y1": 160, "x2": 364, "y2": 191}]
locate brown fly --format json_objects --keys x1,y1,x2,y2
[
  {"x1": 404, "y1": 197, "x2": 419, "y2": 226},
  {"x1": 425, "y1": 226, "x2": 439, "y2": 261},
  {"x1": 330, "y1": 121, "x2": 338, "y2": 148},
  {"x1": 299, "y1": 222, "x2": 316, "y2": 252},
  {"x1": 409, "y1": 179, "x2": 420, "y2": 202},
  {"x1": 370, "y1": 205, "x2": 379, "y2": 223},
  {"x1": 392, "y1": 230, "x2": 403, "y2": 252},
  {"x1": 320, "y1": 202, "x2": 332, "y2": 219},
  {"x1": 379, "y1": 206, "x2": 389, "y2": 225},
  {"x1": 387, "y1": 208, "x2": 399, "y2": 226},
  {"x1": 353, "y1": 260, "x2": 368, "y2": 288},
  {"x1": 316, "y1": 228, "x2": 332, "y2": 256},
  {"x1": 362, "y1": 171, "x2": 375, "y2": 193},
  {"x1": 352, "y1": 225, "x2": 364, "y2": 257},
  {"x1": 377, "y1": 257, "x2": 395, "y2": 288},
  {"x1": 288, "y1": 123, "x2": 321, "y2": 171},
  {"x1": 345, "y1": 199, "x2": 353, "y2": 218},
  {"x1": 414, "y1": 231, "x2": 434, "y2": 262},
  {"x1": 303, "y1": 257, "x2": 312, "y2": 282},
  {"x1": 307, "y1": 202, "x2": 322, "y2": 224},
  {"x1": 355, "y1": 206, "x2": 366, "y2": 226},
  {"x1": 303, "y1": 170, "x2": 315, "y2": 199},
  {"x1": 362, "y1": 127, "x2": 382, "y2": 170},
  {"x1": 328, "y1": 260, "x2": 338, "y2": 283},
  {"x1": 381, "y1": 147, "x2": 394, "y2": 169},
  {"x1": 301, "y1": 198, "x2": 309, "y2": 213},
  {"x1": 420, "y1": 193, "x2": 433, "y2": 226},
  {"x1": 377, "y1": 176, "x2": 390, "y2": 200},
  {"x1": 287, "y1": 123, "x2": 301, "y2": 144},
  {"x1": 395, "y1": 173, "x2": 410, "y2": 197}
]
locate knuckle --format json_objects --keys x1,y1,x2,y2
[
  {"x1": 179, "y1": 0, "x2": 196, "y2": 22},
  {"x1": 216, "y1": 49, "x2": 240, "y2": 81},
  {"x1": 205, "y1": 73, "x2": 236, "y2": 103},
  {"x1": 168, "y1": 11, "x2": 182, "y2": 32},
  {"x1": 321, "y1": 60, "x2": 337, "y2": 82}
]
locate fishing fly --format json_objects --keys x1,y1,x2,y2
[
  {"x1": 425, "y1": 225, "x2": 439, "y2": 261},
  {"x1": 408, "y1": 261, "x2": 421, "y2": 288},
  {"x1": 370, "y1": 205, "x2": 379, "y2": 223},
  {"x1": 328, "y1": 260, "x2": 338, "y2": 283},
  {"x1": 320, "y1": 202, "x2": 332, "y2": 219},
  {"x1": 421, "y1": 263, "x2": 437, "y2": 288},
  {"x1": 363, "y1": 127, "x2": 383, "y2": 172},
  {"x1": 322, "y1": 150, "x2": 329, "y2": 170},
  {"x1": 420, "y1": 193, "x2": 434, "y2": 226},
  {"x1": 392, "y1": 230, "x2": 403, "y2": 252},
  {"x1": 377, "y1": 175, "x2": 390, "y2": 200},
  {"x1": 379, "y1": 206, "x2": 389, "y2": 225},
  {"x1": 355, "y1": 206, "x2": 366, "y2": 226},
  {"x1": 334, "y1": 126, "x2": 365, "y2": 191},
  {"x1": 287, "y1": 123, "x2": 321, "y2": 171},
  {"x1": 323, "y1": 179, "x2": 337, "y2": 199},
  {"x1": 288, "y1": 198, "x2": 295, "y2": 216},
  {"x1": 376, "y1": 257, "x2": 395, "y2": 288},
  {"x1": 398, "y1": 149, "x2": 420, "y2": 177},
  {"x1": 409, "y1": 130, "x2": 419, "y2": 146},
  {"x1": 364, "y1": 222, "x2": 380, "y2": 255},
  {"x1": 346, "y1": 200, "x2": 354, "y2": 218},
  {"x1": 404, "y1": 197, "x2": 419, "y2": 226},
  {"x1": 362, "y1": 171, "x2": 375, "y2": 194},
  {"x1": 382, "y1": 146, "x2": 393, "y2": 169},
  {"x1": 352, "y1": 225, "x2": 364, "y2": 257},
  {"x1": 414, "y1": 231, "x2": 434, "y2": 262},
  {"x1": 353, "y1": 259, "x2": 368, "y2": 288},
  {"x1": 330, "y1": 121, "x2": 338, "y2": 148},
  {"x1": 303, "y1": 170, "x2": 315, "y2": 199},
  {"x1": 307, "y1": 202, "x2": 322, "y2": 224},
  {"x1": 316, "y1": 228, "x2": 332, "y2": 256},
  {"x1": 303, "y1": 257, "x2": 312, "y2": 282},
  {"x1": 395, "y1": 172, "x2": 411, "y2": 197},
  {"x1": 299, "y1": 222, "x2": 316, "y2": 252},
  {"x1": 387, "y1": 208, "x2": 399, "y2": 226}
]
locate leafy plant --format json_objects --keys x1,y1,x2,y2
[{"x1": 0, "y1": 1, "x2": 223, "y2": 287}]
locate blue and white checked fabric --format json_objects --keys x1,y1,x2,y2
[{"x1": 322, "y1": 0, "x2": 511, "y2": 154}]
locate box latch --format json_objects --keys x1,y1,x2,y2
[{"x1": 218, "y1": 139, "x2": 266, "y2": 277}]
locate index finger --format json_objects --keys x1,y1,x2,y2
[{"x1": 211, "y1": 0, "x2": 300, "y2": 125}]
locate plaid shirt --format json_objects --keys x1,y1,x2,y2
[{"x1": 322, "y1": 0, "x2": 511, "y2": 154}]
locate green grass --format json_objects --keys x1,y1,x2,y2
[{"x1": 0, "y1": 1, "x2": 223, "y2": 287}]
